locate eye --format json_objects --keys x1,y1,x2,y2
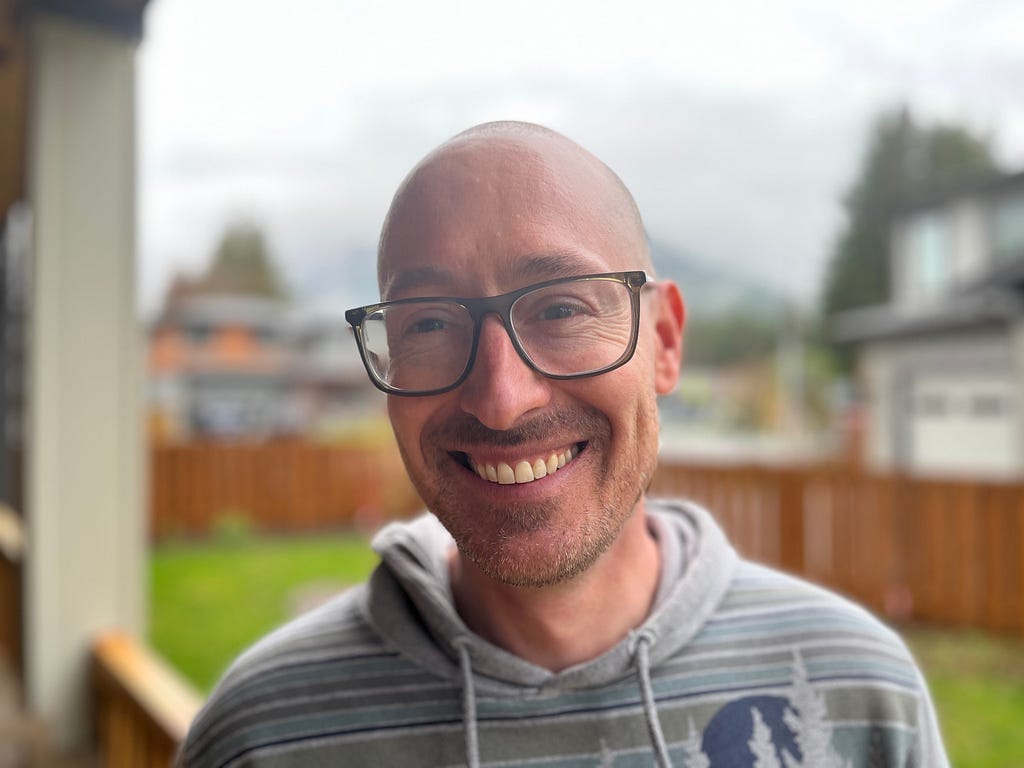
[
  {"x1": 409, "y1": 317, "x2": 447, "y2": 334},
  {"x1": 541, "y1": 303, "x2": 580, "y2": 320},
  {"x1": 392, "y1": 304, "x2": 466, "y2": 338}
]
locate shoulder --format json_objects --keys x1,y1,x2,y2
[
  {"x1": 720, "y1": 560, "x2": 910, "y2": 650},
  {"x1": 706, "y1": 559, "x2": 921, "y2": 679},
  {"x1": 177, "y1": 585, "x2": 415, "y2": 767},
  {"x1": 691, "y1": 561, "x2": 948, "y2": 766},
  {"x1": 709, "y1": 560, "x2": 938, "y2": 731}
]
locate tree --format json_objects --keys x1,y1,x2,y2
[
  {"x1": 821, "y1": 108, "x2": 997, "y2": 319},
  {"x1": 748, "y1": 708, "x2": 783, "y2": 768},
  {"x1": 205, "y1": 221, "x2": 288, "y2": 300},
  {"x1": 781, "y1": 652, "x2": 850, "y2": 768},
  {"x1": 683, "y1": 717, "x2": 711, "y2": 768},
  {"x1": 684, "y1": 311, "x2": 783, "y2": 366}
]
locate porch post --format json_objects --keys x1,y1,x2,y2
[{"x1": 24, "y1": 14, "x2": 145, "y2": 750}]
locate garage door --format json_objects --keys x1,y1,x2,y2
[{"x1": 909, "y1": 373, "x2": 1018, "y2": 476}]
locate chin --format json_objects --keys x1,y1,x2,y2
[{"x1": 440, "y1": 498, "x2": 624, "y2": 588}]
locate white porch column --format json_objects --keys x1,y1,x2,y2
[{"x1": 25, "y1": 15, "x2": 145, "y2": 750}]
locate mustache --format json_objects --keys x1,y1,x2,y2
[{"x1": 428, "y1": 406, "x2": 610, "y2": 449}]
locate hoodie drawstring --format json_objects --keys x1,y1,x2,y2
[
  {"x1": 634, "y1": 630, "x2": 674, "y2": 768},
  {"x1": 455, "y1": 632, "x2": 673, "y2": 768},
  {"x1": 454, "y1": 638, "x2": 481, "y2": 768}
]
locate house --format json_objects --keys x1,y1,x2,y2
[
  {"x1": 834, "y1": 170, "x2": 1024, "y2": 477},
  {"x1": 148, "y1": 278, "x2": 374, "y2": 442}
]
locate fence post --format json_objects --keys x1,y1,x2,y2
[{"x1": 778, "y1": 467, "x2": 805, "y2": 574}]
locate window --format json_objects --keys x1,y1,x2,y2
[
  {"x1": 971, "y1": 393, "x2": 1005, "y2": 417},
  {"x1": 187, "y1": 324, "x2": 212, "y2": 346},
  {"x1": 904, "y1": 211, "x2": 951, "y2": 300},
  {"x1": 917, "y1": 392, "x2": 947, "y2": 417},
  {"x1": 991, "y1": 191, "x2": 1024, "y2": 262},
  {"x1": 255, "y1": 327, "x2": 278, "y2": 346}
]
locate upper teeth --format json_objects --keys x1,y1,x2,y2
[{"x1": 470, "y1": 446, "x2": 579, "y2": 485}]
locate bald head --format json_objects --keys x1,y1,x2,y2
[
  {"x1": 377, "y1": 122, "x2": 651, "y2": 297},
  {"x1": 372, "y1": 122, "x2": 686, "y2": 593}
]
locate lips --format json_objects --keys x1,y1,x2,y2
[{"x1": 463, "y1": 444, "x2": 581, "y2": 485}]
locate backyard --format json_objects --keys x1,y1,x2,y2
[{"x1": 151, "y1": 531, "x2": 1024, "y2": 768}]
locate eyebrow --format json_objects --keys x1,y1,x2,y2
[
  {"x1": 381, "y1": 250, "x2": 607, "y2": 299},
  {"x1": 509, "y1": 251, "x2": 601, "y2": 282},
  {"x1": 382, "y1": 266, "x2": 453, "y2": 299}
]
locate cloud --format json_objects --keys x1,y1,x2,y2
[{"x1": 138, "y1": 0, "x2": 1024, "y2": 314}]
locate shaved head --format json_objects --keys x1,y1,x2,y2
[
  {"x1": 377, "y1": 121, "x2": 651, "y2": 296},
  {"x1": 375, "y1": 120, "x2": 685, "y2": 590}
]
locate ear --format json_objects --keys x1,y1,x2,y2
[{"x1": 651, "y1": 281, "x2": 685, "y2": 395}]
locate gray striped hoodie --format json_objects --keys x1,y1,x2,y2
[{"x1": 179, "y1": 501, "x2": 949, "y2": 767}]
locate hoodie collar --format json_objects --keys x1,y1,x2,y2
[{"x1": 362, "y1": 499, "x2": 738, "y2": 693}]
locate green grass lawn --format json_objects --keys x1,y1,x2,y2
[
  {"x1": 902, "y1": 626, "x2": 1024, "y2": 768},
  {"x1": 150, "y1": 530, "x2": 379, "y2": 691},
  {"x1": 150, "y1": 534, "x2": 1024, "y2": 766}
]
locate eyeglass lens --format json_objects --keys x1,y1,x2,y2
[{"x1": 360, "y1": 277, "x2": 635, "y2": 393}]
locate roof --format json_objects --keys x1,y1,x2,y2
[
  {"x1": 29, "y1": 0, "x2": 152, "y2": 39},
  {"x1": 973, "y1": 251, "x2": 1024, "y2": 291},
  {"x1": 836, "y1": 165, "x2": 1024, "y2": 344},
  {"x1": 831, "y1": 285, "x2": 1023, "y2": 343},
  {"x1": 154, "y1": 294, "x2": 288, "y2": 333},
  {"x1": 893, "y1": 168, "x2": 1024, "y2": 218}
]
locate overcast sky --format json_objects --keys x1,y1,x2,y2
[{"x1": 138, "y1": 0, "x2": 1024, "y2": 315}]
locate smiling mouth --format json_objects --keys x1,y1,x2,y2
[{"x1": 454, "y1": 444, "x2": 583, "y2": 485}]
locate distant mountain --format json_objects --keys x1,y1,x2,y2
[{"x1": 649, "y1": 240, "x2": 788, "y2": 319}]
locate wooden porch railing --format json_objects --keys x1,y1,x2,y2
[{"x1": 92, "y1": 632, "x2": 202, "y2": 767}]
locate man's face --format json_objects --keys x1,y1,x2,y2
[{"x1": 379, "y1": 136, "x2": 682, "y2": 587}]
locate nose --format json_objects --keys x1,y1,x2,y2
[{"x1": 457, "y1": 315, "x2": 551, "y2": 430}]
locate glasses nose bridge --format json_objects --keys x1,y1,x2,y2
[
  {"x1": 467, "y1": 291, "x2": 519, "y2": 341},
  {"x1": 465, "y1": 291, "x2": 531, "y2": 369}
]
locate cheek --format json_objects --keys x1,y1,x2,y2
[
  {"x1": 603, "y1": 364, "x2": 660, "y2": 442},
  {"x1": 594, "y1": 355, "x2": 657, "y2": 414},
  {"x1": 387, "y1": 398, "x2": 431, "y2": 463},
  {"x1": 568, "y1": 369, "x2": 655, "y2": 454}
]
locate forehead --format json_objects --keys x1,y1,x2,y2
[{"x1": 378, "y1": 136, "x2": 636, "y2": 299}]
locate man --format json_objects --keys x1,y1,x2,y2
[{"x1": 179, "y1": 123, "x2": 948, "y2": 767}]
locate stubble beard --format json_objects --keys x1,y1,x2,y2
[
  {"x1": 436, "y1": 490, "x2": 627, "y2": 588},
  {"x1": 413, "y1": 402, "x2": 659, "y2": 588}
]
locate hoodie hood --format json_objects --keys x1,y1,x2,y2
[{"x1": 361, "y1": 498, "x2": 738, "y2": 694}]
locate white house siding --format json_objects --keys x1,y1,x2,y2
[
  {"x1": 950, "y1": 197, "x2": 988, "y2": 285},
  {"x1": 860, "y1": 329, "x2": 1020, "y2": 477}
]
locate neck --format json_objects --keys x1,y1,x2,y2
[{"x1": 449, "y1": 508, "x2": 661, "y2": 671}]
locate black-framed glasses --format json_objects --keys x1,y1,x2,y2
[{"x1": 345, "y1": 270, "x2": 650, "y2": 396}]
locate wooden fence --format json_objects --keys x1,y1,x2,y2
[
  {"x1": 150, "y1": 443, "x2": 1024, "y2": 636},
  {"x1": 649, "y1": 461, "x2": 1024, "y2": 636},
  {"x1": 150, "y1": 440, "x2": 423, "y2": 539}
]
